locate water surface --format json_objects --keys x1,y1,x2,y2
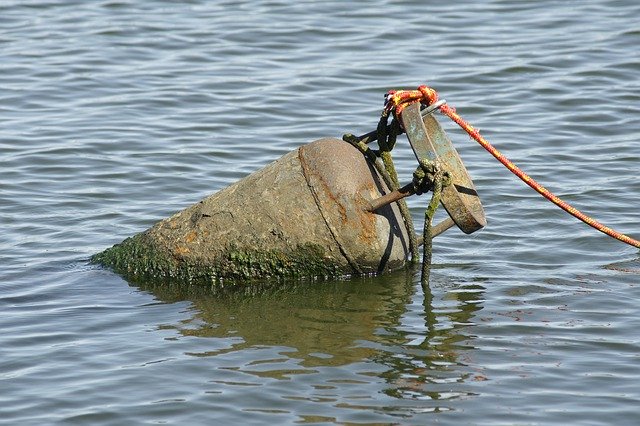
[{"x1": 2, "y1": 1, "x2": 640, "y2": 424}]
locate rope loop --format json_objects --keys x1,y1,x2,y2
[
  {"x1": 342, "y1": 133, "x2": 379, "y2": 165},
  {"x1": 376, "y1": 113, "x2": 389, "y2": 151},
  {"x1": 384, "y1": 84, "x2": 439, "y2": 121},
  {"x1": 421, "y1": 165, "x2": 449, "y2": 288}
]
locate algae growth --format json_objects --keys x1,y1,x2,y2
[{"x1": 91, "y1": 232, "x2": 345, "y2": 286}]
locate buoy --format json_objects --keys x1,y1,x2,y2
[
  {"x1": 92, "y1": 87, "x2": 497, "y2": 288},
  {"x1": 92, "y1": 138, "x2": 411, "y2": 284}
]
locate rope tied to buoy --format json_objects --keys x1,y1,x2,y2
[
  {"x1": 385, "y1": 84, "x2": 640, "y2": 249},
  {"x1": 422, "y1": 164, "x2": 450, "y2": 288},
  {"x1": 412, "y1": 159, "x2": 451, "y2": 288},
  {"x1": 345, "y1": 113, "x2": 422, "y2": 264},
  {"x1": 345, "y1": 125, "x2": 450, "y2": 286}
]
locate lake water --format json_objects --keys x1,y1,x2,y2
[{"x1": 2, "y1": 1, "x2": 640, "y2": 424}]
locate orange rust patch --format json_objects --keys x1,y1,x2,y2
[
  {"x1": 174, "y1": 246, "x2": 190, "y2": 256},
  {"x1": 355, "y1": 185, "x2": 379, "y2": 244},
  {"x1": 184, "y1": 230, "x2": 197, "y2": 243},
  {"x1": 316, "y1": 173, "x2": 347, "y2": 223}
]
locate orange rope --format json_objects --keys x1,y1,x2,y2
[{"x1": 385, "y1": 84, "x2": 640, "y2": 249}]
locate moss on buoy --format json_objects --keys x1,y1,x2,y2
[{"x1": 91, "y1": 232, "x2": 344, "y2": 286}]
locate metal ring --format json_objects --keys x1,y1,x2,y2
[{"x1": 421, "y1": 99, "x2": 447, "y2": 116}]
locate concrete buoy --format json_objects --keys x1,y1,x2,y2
[{"x1": 92, "y1": 138, "x2": 411, "y2": 285}]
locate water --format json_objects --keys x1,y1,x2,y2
[{"x1": 2, "y1": 0, "x2": 640, "y2": 424}]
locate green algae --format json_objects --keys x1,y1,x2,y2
[
  {"x1": 224, "y1": 244, "x2": 343, "y2": 280},
  {"x1": 91, "y1": 232, "x2": 345, "y2": 287},
  {"x1": 90, "y1": 233, "x2": 179, "y2": 279}
]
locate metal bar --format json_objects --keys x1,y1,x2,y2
[
  {"x1": 365, "y1": 182, "x2": 415, "y2": 212},
  {"x1": 416, "y1": 217, "x2": 456, "y2": 245}
]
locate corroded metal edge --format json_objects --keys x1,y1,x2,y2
[
  {"x1": 401, "y1": 102, "x2": 486, "y2": 234},
  {"x1": 299, "y1": 138, "x2": 410, "y2": 275}
]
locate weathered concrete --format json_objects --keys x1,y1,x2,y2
[{"x1": 92, "y1": 138, "x2": 411, "y2": 286}]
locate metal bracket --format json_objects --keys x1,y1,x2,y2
[{"x1": 400, "y1": 102, "x2": 486, "y2": 234}]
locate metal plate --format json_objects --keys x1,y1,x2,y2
[{"x1": 400, "y1": 102, "x2": 486, "y2": 234}]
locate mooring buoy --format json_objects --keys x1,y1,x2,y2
[
  {"x1": 94, "y1": 82, "x2": 640, "y2": 288},
  {"x1": 92, "y1": 86, "x2": 496, "y2": 287},
  {"x1": 92, "y1": 138, "x2": 412, "y2": 284}
]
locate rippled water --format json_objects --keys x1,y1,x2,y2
[{"x1": 2, "y1": 1, "x2": 640, "y2": 424}]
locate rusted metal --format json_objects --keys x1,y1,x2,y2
[
  {"x1": 92, "y1": 138, "x2": 411, "y2": 284},
  {"x1": 417, "y1": 217, "x2": 456, "y2": 244},
  {"x1": 92, "y1": 104, "x2": 486, "y2": 287},
  {"x1": 366, "y1": 178, "x2": 459, "y2": 239},
  {"x1": 365, "y1": 182, "x2": 415, "y2": 212},
  {"x1": 401, "y1": 102, "x2": 486, "y2": 234},
  {"x1": 298, "y1": 138, "x2": 410, "y2": 275}
]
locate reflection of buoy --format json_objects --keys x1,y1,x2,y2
[{"x1": 92, "y1": 138, "x2": 411, "y2": 283}]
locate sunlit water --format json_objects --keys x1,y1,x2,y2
[{"x1": 2, "y1": 1, "x2": 640, "y2": 424}]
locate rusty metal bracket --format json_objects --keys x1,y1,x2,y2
[
  {"x1": 400, "y1": 102, "x2": 486, "y2": 234},
  {"x1": 366, "y1": 179, "x2": 456, "y2": 239}
]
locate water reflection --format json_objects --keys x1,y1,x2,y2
[
  {"x1": 132, "y1": 269, "x2": 485, "y2": 405},
  {"x1": 378, "y1": 274, "x2": 486, "y2": 401}
]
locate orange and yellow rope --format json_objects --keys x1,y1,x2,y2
[{"x1": 385, "y1": 84, "x2": 640, "y2": 249}]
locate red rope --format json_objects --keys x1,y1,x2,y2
[{"x1": 385, "y1": 84, "x2": 640, "y2": 249}]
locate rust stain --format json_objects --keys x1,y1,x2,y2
[
  {"x1": 174, "y1": 246, "x2": 190, "y2": 256},
  {"x1": 301, "y1": 147, "x2": 375, "y2": 244},
  {"x1": 298, "y1": 145, "x2": 360, "y2": 273},
  {"x1": 184, "y1": 230, "x2": 197, "y2": 244},
  {"x1": 317, "y1": 173, "x2": 348, "y2": 223},
  {"x1": 355, "y1": 183, "x2": 379, "y2": 244},
  {"x1": 298, "y1": 147, "x2": 348, "y2": 223}
]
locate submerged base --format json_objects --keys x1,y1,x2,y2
[{"x1": 92, "y1": 232, "x2": 344, "y2": 284}]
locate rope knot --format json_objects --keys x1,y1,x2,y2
[
  {"x1": 383, "y1": 84, "x2": 441, "y2": 122},
  {"x1": 412, "y1": 158, "x2": 450, "y2": 195},
  {"x1": 418, "y1": 85, "x2": 438, "y2": 105}
]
